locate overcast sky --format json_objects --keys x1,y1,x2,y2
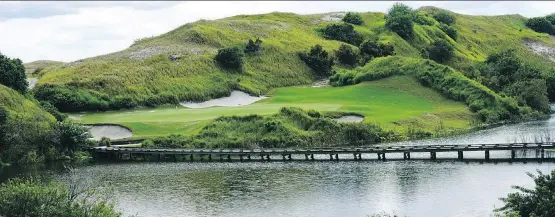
[{"x1": 1, "y1": 1, "x2": 554, "y2": 63}]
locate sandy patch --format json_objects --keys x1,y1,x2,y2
[
  {"x1": 523, "y1": 40, "x2": 555, "y2": 63},
  {"x1": 312, "y1": 78, "x2": 330, "y2": 88},
  {"x1": 322, "y1": 12, "x2": 346, "y2": 22},
  {"x1": 334, "y1": 115, "x2": 364, "y2": 123},
  {"x1": 86, "y1": 124, "x2": 133, "y2": 141},
  {"x1": 180, "y1": 91, "x2": 267, "y2": 109},
  {"x1": 27, "y1": 78, "x2": 38, "y2": 89}
]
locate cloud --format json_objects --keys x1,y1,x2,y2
[{"x1": 0, "y1": 1, "x2": 553, "y2": 63}]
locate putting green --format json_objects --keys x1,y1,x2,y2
[{"x1": 74, "y1": 76, "x2": 472, "y2": 138}]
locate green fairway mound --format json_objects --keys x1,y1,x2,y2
[
  {"x1": 33, "y1": 7, "x2": 555, "y2": 113},
  {"x1": 179, "y1": 90, "x2": 267, "y2": 108}
]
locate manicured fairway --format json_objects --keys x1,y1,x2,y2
[{"x1": 74, "y1": 76, "x2": 472, "y2": 138}]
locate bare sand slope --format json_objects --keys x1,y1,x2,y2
[
  {"x1": 86, "y1": 125, "x2": 133, "y2": 140},
  {"x1": 333, "y1": 115, "x2": 364, "y2": 123},
  {"x1": 27, "y1": 78, "x2": 39, "y2": 89},
  {"x1": 180, "y1": 90, "x2": 267, "y2": 108}
]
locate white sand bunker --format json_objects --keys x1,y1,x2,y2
[
  {"x1": 27, "y1": 78, "x2": 38, "y2": 89},
  {"x1": 86, "y1": 124, "x2": 133, "y2": 141},
  {"x1": 180, "y1": 91, "x2": 267, "y2": 109},
  {"x1": 334, "y1": 115, "x2": 364, "y2": 123},
  {"x1": 312, "y1": 79, "x2": 330, "y2": 88}
]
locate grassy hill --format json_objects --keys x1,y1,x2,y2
[
  {"x1": 0, "y1": 84, "x2": 56, "y2": 163},
  {"x1": 23, "y1": 60, "x2": 64, "y2": 77},
  {"x1": 34, "y1": 7, "x2": 555, "y2": 113}
]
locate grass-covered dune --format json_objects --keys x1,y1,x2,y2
[
  {"x1": 23, "y1": 60, "x2": 64, "y2": 77},
  {"x1": 34, "y1": 7, "x2": 555, "y2": 113},
  {"x1": 0, "y1": 84, "x2": 56, "y2": 163},
  {"x1": 74, "y1": 75, "x2": 472, "y2": 139},
  {"x1": 331, "y1": 56, "x2": 540, "y2": 123}
]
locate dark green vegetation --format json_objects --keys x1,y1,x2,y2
[
  {"x1": 0, "y1": 82, "x2": 93, "y2": 165},
  {"x1": 385, "y1": 3, "x2": 415, "y2": 39},
  {"x1": 215, "y1": 47, "x2": 244, "y2": 70},
  {"x1": 359, "y1": 40, "x2": 394, "y2": 63},
  {"x1": 143, "y1": 107, "x2": 398, "y2": 149},
  {"x1": 425, "y1": 39, "x2": 454, "y2": 63},
  {"x1": 335, "y1": 44, "x2": 358, "y2": 66},
  {"x1": 496, "y1": 170, "x2": 555, "y2": 217},
  {"x1": 299, "y1": 45, "x2": 335, "y2": 76},
  {"x1": 0, "y1": 53, "x2": 27, "y2": 94},
  {"x1": 0, "y1": 177, "x2": 120, "y2": 217},
  {"x1": 342, "y1": 12, "x2": 364, "y2": 25},
  {"x1": 526, "y1": 17, "x2": 554, "y2": 35},
  {"x1": 320, "y1": 23, "x2": 364, "y2": 45}
]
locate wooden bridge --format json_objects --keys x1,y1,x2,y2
[{"x1": 91, "y1": 142, "x2": 555, "y2": 161}]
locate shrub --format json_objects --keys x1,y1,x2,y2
[
  {"x1": 426, "y1": 39, "x2": 454, "y2": 63},
  {"x1": 0, "y1": 177, "x2": 121, "y2": 217},
  {"x1": 215, "y1": 47, "x2": 244, "y2": 70},
  {"x1": 320, "y1": 23, "x2": 364, "y2": 45},
  {"x1": 438, "y1": 23, "x2": 458, "y2": 40},
  {"x1": 342, "y1": 12, "x2": 363, "y2": 25},
  {"x1": 100, "y1": 137, "x2": 112, "y2": 147},
  {"x1": 359, "y1": 40, "x2": 394, "y2": 63},
  {"x1": 525, "y1": 17, "x2": 555, "y2": 35},
  {"x1": 385, "y1": 3, "x2": 414, "y2": 39},
  {"x1": 335, "y1": 44, "x2": 359, "y2": 66},
  {"x1": 545, "y1": 13, "x2": 555, "y2": 25},
  {"x1": 33, "y1": 84, "x2": 111, "y2": 112},
  {"x1": 51, "y1": 122, "x2": 92, "y2": 156},
  {"x1": 298, "y1": 44, "x2": 335, "y2": 76},
  {"x1": 0, "y1": 53, "x2": 27, "y2": 94},
  {"x1": 497, "y1": 170, "x2": 555, "y2": 217},
  {"x1": 38, "y1": 101, "x2": 68, "y2": 122},
  {"x1": 244, "y1": 38, "x2": 263, "y2": 55},
  {"x1": 414, "y1": 11, "x2": 436, "y2": 25},
  {"x1": 433, "y1": 10, "x2": 456, "y2": 25}
]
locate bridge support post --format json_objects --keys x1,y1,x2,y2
[
  {"x1": 266, "y1": 154, "x2": 270, "y2": 160},
  {"x1": 227, "y1": 155, "x2": 231, "y2": 161},
  {"x1": 511, "y1": 150, "x2": 516, "y2": 159},
  {"x1": 282, "y1": 155, "x2": 286, "y2": 160},
  {"x1": 358, "y1": 153, "x2": 362, "y2": 160},
  {"x1": 260, "y1": 155, "x2": 264, "y2": 160},
  {"x1": 485, "y1": 150, "x2": 490, "y2": 160},
  {"x1": 288, "y1": 154, "x2": 292, "y2": 160},
  {"x1": 403, "y1": 152, "x2": 411, "y2": 160},
  {"x1": 208, "y1": 155, "x2": 212, "y2": 161},
  {"x1": 311, "y1": 154, "x2": 315, "y2": 160},
  {"x1": 190, "y1": 155, "x2": 194, "y2": 161},
  {"x1": 305, "y1": 154, "x2": 309, "y2": 160},
  {"x1": 247, "y1": 155, "x2": 251, "y2": 160},
  {"x1": 457, "y1": 151, "x2": 464, "y2": 160},
  {"x1": 329, "y1": 154, "x2": 333, "y2": 160},
  {"x1": 335, "y1": 154, "x2": 339, "y2": 160},
  {"x1": 541, "y1": 149, "x2": 545, "y2": 159},
  {"x1": 240, "y1": 155, "x2": 244, "y2": 162},
  {"x1": 430, "y1": 152, "x2": 436, "y2": 160},
  {"x1": 353, "y1": 153, "x2": 358, "y2": 160},
  {"x1": 219, "y1": 155, "x2": 224, "y2": 161}
]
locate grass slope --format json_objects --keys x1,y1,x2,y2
[
  {"x1": 0, "y1": 84, "x2": 55, "y2": 163},
  {"x1": 35, "y1": 8, "x2": 555, "y2": 112},
  {"x1": 75, "y1": 76, "x2": 471, "y2": 138},
  {"x1": 23, "y1": 60, "x2": 64, "y2": 77}
]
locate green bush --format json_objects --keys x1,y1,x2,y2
[
  {"x1": 244, "y1": 38, "x2": 263, "y2": 55},
  {"x1": 359, "y1": 40, "x2": 394, "y2": 63},
  {"x1": 433, "y1": 10, "x2": 456, "y2": 25},
  {"x1": 385, "y1": 3, "x2": 414, "y2": 39},
  {"x1": 438, "y1": 23, "x2": 458, "y2": 40},
  {"x1": 0, "y1": 178, "x2": 121, "y2": 217},
  {"x1": 0, "y1": 53, "x2": 27, "y2": 94},
  {"x1": 298, "y1": 44, "x2": 335, "y2": 76},
  {"x1": 335, "y1": 44, "x2": 359, "y2": 66},
  {"x1": 215, "y1": 47, "x2": 244, "y2": 70},
  {"x1": 38, "y1": 101, "x2": 68, "y2": 122},
  {"x1": 426, "y1": 39, "x2": 454, "y2": 63},
  {"x1": 414, "y1": 11, "x2": 436, "y2": 26},
  {"x1": 342, "y1": 12, "x2": 364, "y2": 25},
  {"x1": 545, "y1": 13, "x2": 555, "y2": 25},
  {"x1": 33, "y1": 84, "x2": 111, "y2": 112},
  {"x1": 100, "y1": 137, "x2": 112, "y2": 147},
  {"x1": 525, "y1": 17, "x2": 554, "y2": 35},
  {"x1": 497, "y1": 170, "x2": 555, "y2": 217},
  {"x1": 320, "y1": 23, "x2": 364, "y2": 46},
  {"x1": 52, "y1": 122, "x2": 93, "y2": 156}
]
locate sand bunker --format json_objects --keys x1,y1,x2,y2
[
  {"x1": 86, "y1": 124, "x2": 133, "y2": 141},
  {"x1": 180, "y1": 91, "x2": 267, "y2": 109},
  {"x1": 334, "y1": 115, "x2": 364, "y2": 123},
  {"x1": 523, "y1": 40, "x2": 555, "y2": 63},
  {"x1": 27, "y1": 78, "x2": 38, "y2": 89},
  {"x1": 312, "y1": 79, "x2": 330, "y2": 88}
]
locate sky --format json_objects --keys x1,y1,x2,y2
[{"x1": 1, "y1": 1, "x2": 554, "y2": 63}]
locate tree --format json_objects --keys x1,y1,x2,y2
[
  {"x1": 438, "y1": 23, "x2": 458, "y2": 41},
  {"x1": 39, "y1": 101, "x2": 68, "y2": 122},
  {"x1": 426, "y1": 39, "x2": 454, "y2": 63},
  {"x1": 359, "y1": 40, "x2": 394, "y2": 63},
  {"x1": 0, "y1": 177, "x2": 121, "y2": 217},
  {"x1": 526, "y1": 17, "x2": 555, "y2": 35},
  {"x1": 385, "y1": 3, "x2": 414, "y2": 39},
  {"x1": 342, "y1": 12, "x2": 363, "y2": 25},
  {"x1": 0, "y1": 53, "x2": 28, "y2": 94},
  {"x1": 497, "y1": 170, "x2": 555, "y2": 217},
  {"x1": 335, "y1": 44, "x2": 359, "y2": 66},
  {"x1": 504, "y1": 79, "x2": 550, "y2": 113},
  {"x1": 433, "y1": 10, "x2": 456, "y2": 25},
  {"x1": 215, "y1": 47, "x2": 244, "y2": 70},
  {"x1": 298, "y1": 45, "x2": 335, "y2": 76},
  {"x1": 321, "y1": 23, "x2": 364, "y2": 46},
  {"x1": 51, "y1": 121, "x2": 92, "y2": 156},
  {"x1": 545, "y1": 13, "x2": 555, "y2": 25},
  {"x1": 244, "y1": 38, "x2": 263, "y2": 55}
]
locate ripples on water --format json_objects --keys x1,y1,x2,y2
[{"x1": 50, "y1": 161, "x2": 554, "y2": 217}]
